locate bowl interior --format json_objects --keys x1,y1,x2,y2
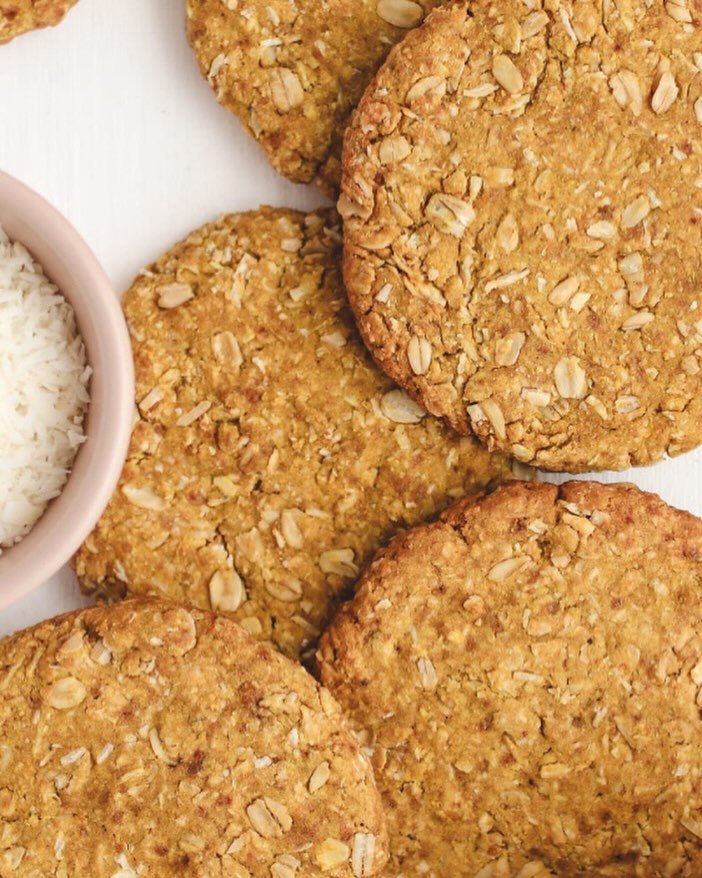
[{"x1": 0, "y1": 173, "x2": 134, "y2": 607}]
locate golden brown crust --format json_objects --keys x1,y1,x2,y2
[
  {"x1": 319, "y1": 481, "x2": 702, "y2": 876},
  {"x1": 0, "y1": 0, "x2": 77, "y2": 44},
  {"x1": 341, "y1": 0, "x2": 702, "y2": 472},
  {"x1": 0, "y1": 599, "x2": 387, "y2": 876},
  {"x1": 185, "y1": 0, "x2": 443, "y2": 191},
  {"x1": 74, "y1": 207, "x2": 508, "y2": 659}
]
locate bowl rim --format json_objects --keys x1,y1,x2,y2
[{"x1": 0, "y1": 171, "x2": 134, "y2": 608}]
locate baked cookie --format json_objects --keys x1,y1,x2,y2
[
  {"x1": 319, "y1": 481, "x2": 702, "y2": 876},
  {"x1": 0, "y1": 0, "x2": 77, "y2": 44},
  {"x1": 74, "y1": 208, "x2": 508, "y2": 659},
  {"x1": 0, "y1": 600, "x2": 387, "y2": 876},
  {"x1": 185, "y1": 0, "x2": 442, "y2": 192},
  {"x1": 341, "y1": 0, "x2": 702, "y2": 472}
]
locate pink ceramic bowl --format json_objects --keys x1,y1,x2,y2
[{"x1": 0, "y1": 171, "x2": 134, "y2": 607}]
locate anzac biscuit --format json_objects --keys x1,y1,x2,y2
[
  {"x1": 0, "y1": 600, "x2": 387, "y2": 876},
  {"x1": 185, "y1": 0, "x2": 442, "y2": 192},
  {"x1": 319, "y1": 481, "x2": 702, "y2": 876},
  {"x1": 341, "y1": 0, "x2": 702, "y2": 472},
  {"x1": 74, "y1": 208, "x2": 508, "y2": 659},
  {"x1": 0, "y1": 0, "x2": 77, "y2": 44}
]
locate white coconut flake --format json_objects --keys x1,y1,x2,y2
[{"x1": 0, "y1": 226, "x2": 91, "y2": 551}]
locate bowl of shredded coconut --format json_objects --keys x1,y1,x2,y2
[{"x1": 0, "y1": 171, "x2": 133, "y2": 605}]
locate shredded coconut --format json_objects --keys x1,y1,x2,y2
[{"x1": 0, "y1": 226, "x2": 91, "y2": 550}]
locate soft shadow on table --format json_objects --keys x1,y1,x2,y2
[{"x1": 0, "y1": 567, "x2": 92, "y2": 638}]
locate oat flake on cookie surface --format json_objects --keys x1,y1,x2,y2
[
  {"x1": 319, "y1": 481, "x2": 702, "y2": 877},
  {"x1": 0, "y1": 600, "x2": 387, "y2": 876},
  {"x1": 185, "y1": 0, "x2": 443, "y2": 193},
  {"x1": 74, "y1": 208, "x2": 508, "y2": 659},
  {"x1": 341, "y1": 0, "x2": 702, "y2": 472},
  {"x1": 0, "y1": 0, "x2": 77, "y2": 44}
]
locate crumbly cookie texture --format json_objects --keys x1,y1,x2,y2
[
  {"x1": 319, "y1": 481, "x2": 702, "y2": 876},
  {"x1": 74, "y1": 207, "x2": 508, "y2": 659},
  {"x1": 341, "y1": 0, "x2": 702, "y2": 472},
  {"x1": 0, "y1": 0, "x2": 77, "y2": 43},
  {"x1": 0, "y1": 600, "x2": 387, "y2": 876},
  {"x1": 185, "y1": 0, "x2": 442, "y2": 193}
]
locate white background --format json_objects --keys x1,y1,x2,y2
[{"x1": 1, "y1": 0, "x2": 700, "y2": 637}]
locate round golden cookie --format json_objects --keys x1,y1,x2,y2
[
  {"x1": 0, "y1": 600, "x2": 387, "y2": 876},
  {"x1": 341, "y1": 0, "x2": 702, "y2": 472},
  {"x1": 0, "y1": 0, "x2": 77, "y2": 44},
  {"x1": 185, "y1": 0, "x2": 442, "y2": 192},
  {"x1": 74, "y1": 207, "x2": 508, "y2": 659},
  {"x1": 319, "y1": 481, "x2": 702, "y2": 876}
]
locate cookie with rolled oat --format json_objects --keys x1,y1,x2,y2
[
  {"x1": 0, "y1": 599, "x2": 387, "y2": 876},
  {"x1": 0, "y1": 0, "x2": 77, "y2": 44},
  {"x1": 341, "y1": 0, "x2": 702, "y2": 472},
  {"x1": 185, "y1": 0, "x2": 442, "y2": 192},
  {"x1": 74, "y1": 207, "x2": 508, "y2": 659},
  {"x1": 319, "y1": 481, "x2": 702, "y2": 876}
]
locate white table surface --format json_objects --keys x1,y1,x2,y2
[{"x1": 1, "y1": 0, "x2": 701, "y2": 638}]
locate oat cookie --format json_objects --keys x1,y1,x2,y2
[
  {"x1": 341, "y1": 0, "x2": 702, "y2": 472},
  {"x1": 319, "y1": 481, "x2": 702, "y2": 876},
  {"x1": 185, "y1": 0, "x2": 442, "y2": 192},
  {"x1": 0, "y1": 0, "x2": 77, "y2": 44},
  {"x1": 74, "y1": 208, "x2": 508, "y2": 659},
  {"x1": 0, "y1": 600, "x2": 387, "y2": 876}
]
